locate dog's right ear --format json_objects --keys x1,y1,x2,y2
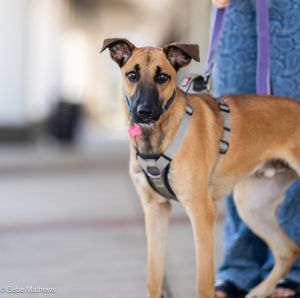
[
  {"x1": 100, "y1": 38, "x2": 135, "y2": 67},
  {"x1": 163, "y1": 42, "x2": 200, "y2": 71}
]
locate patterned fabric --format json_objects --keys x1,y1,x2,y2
[
  {"x1": 213, "y1": 0, "x2": 300, "y2": 100},
  {"x1": 213, "y1": 0, "x2": 300, "y2": 291}
]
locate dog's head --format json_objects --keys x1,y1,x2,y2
[{"x1": 100, "y1": 38, "x2": 199, "y2": 125}]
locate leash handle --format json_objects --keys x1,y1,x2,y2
[
  {"x1": 204, "y1": 7, "x2": 226, "y2": 80},
  {"x1": 256, "y1": 0, "x2": 271, "y2": 95}
]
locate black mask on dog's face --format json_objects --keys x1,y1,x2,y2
[
  {"x1": 100, "y1": 38, "x2": 200, "y2": 125},
  {"x1": 131, "y1": 82, "x2": 162, "y2": 124}
]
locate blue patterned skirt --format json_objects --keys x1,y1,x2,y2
[{"x1": 213, "y1": 0, "x2": 300, "y2": 100}]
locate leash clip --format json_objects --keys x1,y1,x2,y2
[
  {"x1": 192, "y1": 75, "x2": 209, "y2": 92},
  {"x1": 179, "y1": 74, "x2": 209, "y2": 94}
]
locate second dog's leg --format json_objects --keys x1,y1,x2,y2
[
  {"x1": 182, "y1": 192, "x2": 216, "y2": 298},
  {"x1": 234, "y1": 174, "x2": 300, "y2": 298}
]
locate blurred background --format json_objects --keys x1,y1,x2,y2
[{"x1": 0, "y1": 1, "x2": 224, "y2": 297}]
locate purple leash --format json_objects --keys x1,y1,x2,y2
[
  {"x1": 256, "y1": 0, "x2": 270, "y2": 95},
  {"x1": 205, "y1": 1, "x2": 270, "y2": 95},
  {"x1": 204, "y1": 7, "x2": 226, "y2": 81}
]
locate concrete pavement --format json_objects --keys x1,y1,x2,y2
[{"x1": 0, "y1": 138, "x2": 225, "y2": 298}]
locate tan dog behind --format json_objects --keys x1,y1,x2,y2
[{"x1": 101, "y1": 38, "x2": 300, "y2": 298}]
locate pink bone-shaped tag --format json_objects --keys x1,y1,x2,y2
[{"x1": 128, "y1": 123, "x2": 142, "y2": 138}]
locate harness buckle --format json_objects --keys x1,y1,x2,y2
[
  {"x1": 146, "y1": 166, "x2": 162, "y2": 178},
  {"x1": 219, "y1": 102, "x2": 230, "y2": 113},
  {"x1": 219, "y1": 140, "x2": 229, "y2": 154}
]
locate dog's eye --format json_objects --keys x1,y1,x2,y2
[
  {"x1": 157, "y1": 73, "x2": 169, "y2": 84},
  {"x1": 127, "y1": 72, "x2": 137, "y2": 82}
]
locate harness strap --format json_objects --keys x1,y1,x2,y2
[
  {"x1": 208, "y1": 97, "x2": 230, "y2": 183},
  {"x1": 136, "y1": 105, "x2": 193, "y2": 201},
  {"x1": 163, "y1": 105, "x2": 193, "y2": 158},
  {"x1": 218, "y1": 98, "x2": 230, "y2": 154}
]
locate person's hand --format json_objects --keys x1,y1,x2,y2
[{"x1": 212, "y1": 0, "x2": 230, "y2": 8}]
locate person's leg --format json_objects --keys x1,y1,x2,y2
[
  {"x1": 213, "y1": 0, "x2": 300, "y2": 296},
  {"x1": 269, "y1": 0, "x2": 300, "y2": 102},
  {"x1": 268, "y1": 1, "x2": 300, "y2": 294},
  {"x1": 213, "y1": 0, "x2": 264, "y2": 294},
  {"x1": 216, "y1": 195, "x2": 268, "y2": 292}
]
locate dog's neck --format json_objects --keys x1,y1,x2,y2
[
  {"x1": 134, "y1": 118, "x2": 167, "y2": 155},
  {"x1": 130, "y1": 92, "x2": 186, "y2": 156}
]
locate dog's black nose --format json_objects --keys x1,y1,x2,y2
[{"x1": 137, "y1": 105, "x2": 153, "y2": 120}]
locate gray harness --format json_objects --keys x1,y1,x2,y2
[
  {"x1": 136, "y1": 105, "x2": 193, "y2": 201},
  {"x1": 134, "y1": 74, "x2": 230, "y2": 201}
]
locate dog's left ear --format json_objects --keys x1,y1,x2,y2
[
  {"x1": 100, "y1": 38, "x2": 135, "y2": 67},
  {"x1": 163, "y1": 42, "x2": 200, "y2": 70}
]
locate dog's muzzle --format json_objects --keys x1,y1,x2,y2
[
  {"x1": 135, "y1": 104, "x2": 160, "y2": 124},
  {"x1": 125, "y1": 89, "x2": 177, "y2": 125}
]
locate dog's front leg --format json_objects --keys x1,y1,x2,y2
[
  {"x1": 130, "y1": 169, "x2": 171, "y2": 298},
  {"x1": 182, "y1": 193, "x2": 216, "y2": 298},
  {"x1": 143, "y1": 197, "x2": 171, "y2": 298}
]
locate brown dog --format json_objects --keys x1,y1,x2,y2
[{"x1": 101, "y1": 38, "x2": 300, "y2": 298}]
